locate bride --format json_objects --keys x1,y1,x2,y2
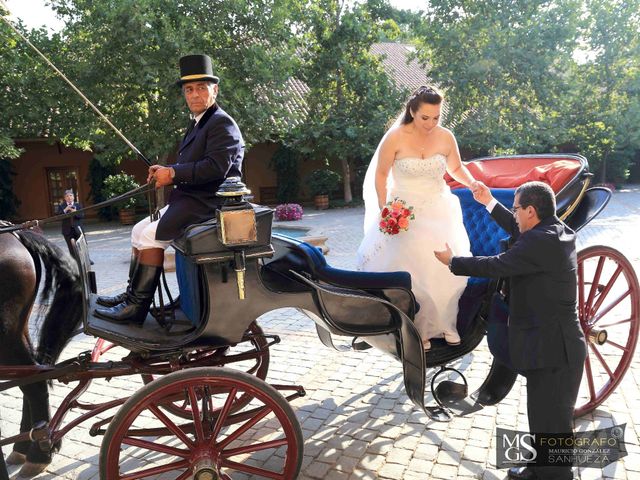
[{"x1": 356, "y1": 86, "x2": 477, "y2": 351}]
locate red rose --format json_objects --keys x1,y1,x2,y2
[
  {"x1": 388, "y1": 217, "x2": 397, "y2": 227},
  {"x1": 380, "y1": 220, "x2": 387, "y2": 229},
  {"x1": 381, "y1": 207, "x2": 389, "y2": 218},
  {"x1": 403, "y1": 208, "x2": 411, "y2": 217}
]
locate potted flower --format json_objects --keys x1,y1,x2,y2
[
  {"x1": 103, "y1": 173, "x2": 141, "y2": 225},
  {"x1": 306, "y1": 169, "x2": 341, "y2": 210},
  {"x1": 275, "y1": 203, "x2": 304, "y2": 221}
]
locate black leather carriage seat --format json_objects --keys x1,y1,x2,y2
[
  {"x1": 261, "y1": 239, "x2": 417, "y2": 322},
  {"x1": 264, "y1": 240, "x2": 411, "y2": 290}
]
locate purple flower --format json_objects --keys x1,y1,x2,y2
[{"x1": 275, "y1": 203, "x2": 304, "y2": 221}]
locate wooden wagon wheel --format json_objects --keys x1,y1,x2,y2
[
  {"x1": 99, "y1": 367, "x2": 303, "y2": 480},
  {"x1": 575, "y1": 245, "x2": 640, "y2": 417},
  {"x1": 140, "y1": 321, "x2": 270, "y2": 419}
]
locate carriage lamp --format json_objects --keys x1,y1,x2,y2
[
  {"x1": 215, "y1": 177, "x2": 257, "y2": 247},
  {"x1": 215, "y1": 177, "x2": 256, "y2": 300}
]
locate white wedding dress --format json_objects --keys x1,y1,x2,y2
[{"x1": 356, "y1": 154, "x2": 471, "y2": 341}]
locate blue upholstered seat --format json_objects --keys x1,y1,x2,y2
[{"x1": 451, "y1": 188, "x2": 515, "y2": 336}]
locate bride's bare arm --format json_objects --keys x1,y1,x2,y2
[
  {"x1": 444, "y1": 130, "x2": 476, "y2": 187},
  {"x1": 375, "y1": 132, "x2": 397, "y2": 208}
]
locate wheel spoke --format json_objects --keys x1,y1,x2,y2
[
  {"x1": 220, "y1": 458, "x2": 285, "y2": 479},
  {"x1": 592, "y1": 289, "x2": 631, "y2": 324},
  {"x1": 590, "y1": 265, "x2": 623, "y2": 317},
  {"x1": 175, "y1": 470, "x2": 192, "y2": 480},
  {"x1": 585, "y1": 256, "x2": 605, "y2": 314},
  {"x1": 210, "y1": 387, "x2": 238, "y2": 441},
  {"x1": 149, "y1": 404, "x2": 195, "y2": 448},
  {"x1": 589, "y1": 343, "x2": 614, "y2": 379},
  {"x1": 187, "y1": 386, "x2": 204, "y2": 442},
  {"x1": 598, "y1": 317, "x2": 632, "y2": 328},
  {"x1": 217, "y1": 404, "x2": 273, "y2": 450},
  {"x1": 121, "y1": 459, "x2": 190, "y2": 480},
  {"x1": 584, "y1": 353, "x2": 596, "y2": 402},
  {"x1": 223, "y1": 438, "x2": 288, "y2": 457},
  {"x1": 122, "y1": 437, "x2": 190, "y2": 458},
  {"x1": 605, "y1": 339, "x2": 629, "y2": 352}
]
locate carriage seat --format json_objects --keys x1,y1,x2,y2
[
  {"x1": 445, "y1": 157, "x2": 582, "y2": 193},
  {"x1": 262, "y1": 240, "x2": 412, "y2": 292}
]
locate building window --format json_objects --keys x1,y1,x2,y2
[{"x1": 46, "y1": 167, "x2": 79, "y2": 216}]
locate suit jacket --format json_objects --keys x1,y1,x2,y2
[
  {"x1": 156, "y1": 104, "x2": 244, "y2": 240},
  {"x1": 450, "y1": 202, "x2": 587, "y2": 371},
  {"x1": 57, "y1": 201, "x2": 84, "y2": 236}
]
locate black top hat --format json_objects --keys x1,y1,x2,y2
[{"x1": 177, "y1": 54, "x2": 219, "y2": 86}]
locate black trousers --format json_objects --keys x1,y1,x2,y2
[
  {"x1": 62, "y1": 228, "x2": 82, "y2": 258},
  {"x1": 523, "y1": 361, "x2": 584, "y2": 480}
]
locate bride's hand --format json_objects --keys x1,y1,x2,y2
[{"x1": 472, "y1": 181, "x2": 493, "y2": 206}]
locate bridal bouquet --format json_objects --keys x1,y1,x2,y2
[{"x1": 379, "y1": 198, "x2": 415, "y2": 235}]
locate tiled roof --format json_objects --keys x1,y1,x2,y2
[
  {"x1": 273, "y1": 42, "x2": 429, "y2": 127},
  {"x1": 370, "y1": 42, "x2": 429, "y2": 92}
]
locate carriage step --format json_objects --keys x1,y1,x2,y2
[{"x1": 434, "y1": 380, "x2": 484, "y2": 417}]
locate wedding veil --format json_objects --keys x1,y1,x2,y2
[{"x1": 362, "y1": 112, "x2": 404, "y2": 233}]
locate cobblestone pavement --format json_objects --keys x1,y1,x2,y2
[{"x1": 1, "y1": 186, "x2": 639, "y2": 479}]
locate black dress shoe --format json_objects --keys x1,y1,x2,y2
[{"x1": 508, "y1": 466, "x2": 537, "y2": 479}]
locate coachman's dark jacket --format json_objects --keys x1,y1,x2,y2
[{"x1": 156, "y1": 104, "x2": 244, "y2": 241}]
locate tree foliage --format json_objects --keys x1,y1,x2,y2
[
  {"x1": 1, "y1": 0, "x2": 303, "y2": 167},
  {"x1": 413, "y1": 0, "x2": 640, "y2": 181},
  {"x1": 297, "y1": 0, "x2": 406, "y2": 202},
  {"x1": 414, "y1": 0, "x2": 582, "y2": 155},
  {"x1": 2, "y1": 0, "x2": 639, "y2": 194}
]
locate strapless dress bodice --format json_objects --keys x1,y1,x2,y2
[{"x1": 391, "y1": 154, "x2": 447, "y2": 193}]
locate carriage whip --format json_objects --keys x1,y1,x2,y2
[{"x1": 0, "y1": 9, "x2": 152, "y2": 167}]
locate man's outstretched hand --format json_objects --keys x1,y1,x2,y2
[{"x1": 434, "y1": 243, "x2": 453, "y2": 266}]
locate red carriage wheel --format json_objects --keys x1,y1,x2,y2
[
  {"x1": 100, "y1": 367, "x2": 303, "y2": 480},
  {"x1": 575, "y1": 245, "x2": 640, "y2": 417},
  {"x1": 140, "y1": 321, "x2": 270, "y2": 419}
]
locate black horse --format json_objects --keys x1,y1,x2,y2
[{"x1": 0, "y1": 224, "x2": 83, "y2": 477}]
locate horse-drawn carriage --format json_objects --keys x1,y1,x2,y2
[{"x1": 1, "y1": 154, "x2": 638, "y2": 479}]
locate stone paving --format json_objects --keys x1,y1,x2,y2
[{"x1": 1, "y1": 186, "x2": 639, "y2": 479}]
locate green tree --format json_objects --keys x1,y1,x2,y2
[
  {"x1": 2, "y1": 0, "x2": 303, "y2": 170},
  {"x1": 566, "y1": 0, "x2": 640, "y2": 182},
  {"x1": 297, "y1": 0, "x2": 406, "y2": 203},
  {"x1": 414, "y1": 0, "x2": 582, "y2": 156}
]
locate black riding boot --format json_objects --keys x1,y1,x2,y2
[
  {"x1": 94, "y1": 264, "x2": 161, "y2": 326},
  {"x1": 96, "y1": 253, "x2": 138, "y2": 307}
]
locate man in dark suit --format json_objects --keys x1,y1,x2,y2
[
  {"x1": 435, "y1": 181, "x2": 587, "y2": 480},
  {"x1": 57, "y1": 189, "x2": 85, "y2": 256},
  {"x1": 95, "y1": 54, "x2": 244, "y2": 325}
]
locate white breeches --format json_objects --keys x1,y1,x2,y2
[{"x1": 131, "y1": 205, "x2": 173, "y2": 250}]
